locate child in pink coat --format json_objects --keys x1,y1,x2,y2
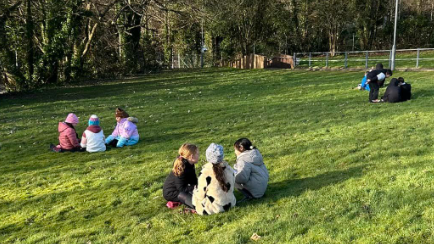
[
  {"x1": 50, "y1": 113, "x2": 83, "y2": 152},
  {"x1": 105, "y1": 108, "x2": 139, "y2": 148}
]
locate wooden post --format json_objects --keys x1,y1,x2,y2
[
  {"x1": 326, "y1": 53, "x2": 329, "y2": 68},
  {"x1": 416, "y1": 48, "x2": 420, "y2": 68}
]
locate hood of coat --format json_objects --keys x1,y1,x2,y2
[
  {"x1": 58, "y1": 122, "x2": 74, "y2": 133},
  {"x1": 86, "y1": 125, "x2": 102, "y2": 133},
  {"x1": 390, "y1": 78, "x2": 399, "y2": 87},
  {"x1": 237, "y1": 149, "x2": 264, "y2": 166},
  {"x1": 118, "y1": 118, "x2": 128, "y2": 124}
]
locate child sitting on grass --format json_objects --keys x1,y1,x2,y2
[
  {"x1": 105, "y1": 108, "x2": 139, "y2": 148},
  {"x1": 381, "y1": 78, "x2": 401, "y2": 103},
  {"x1": 50, "y1": 113, "x2": 83, "y2": 152},
  {"x1": 233, "y1": 138, "x2": 269, "y2": 201},
  {"x1": 193, "y1": 143, "x2": 236, "y2": 215},
  {"x1": 163, "y1": 143, "x2": 199, "y2": 209},
  {"x1": 398, "y1": 77, "x2": 412, "y2": 101},
  {"x1": 80, "y1": 115, "x2": 106, "y2": 153}
]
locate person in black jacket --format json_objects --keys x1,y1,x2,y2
[
  {"x1": 398, "y1": 77, "x2": 412, "y2": 101},
  {"x1": 381, "y1": 78, "x2": 401, "y2": 103},
  {"x1": 163, "y1": 143, "x2": 199, "y2": 208},
  {"x1": 374, "y1": 63, "x2": 387, "y2": 87},
  {"x1": 367, "y1": 69, "x2": 392, "y2": 103}
]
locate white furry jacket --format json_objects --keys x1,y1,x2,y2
[{"x1": 192, "y1": 162, "x2": 236, "y2": 215}]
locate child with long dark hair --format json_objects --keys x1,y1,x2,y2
[
  {"x1": 163, "y1": 143, "x2": 199, "y2": 208},
  {"x1": 193, "y1": 143, "x2": 236, "y2": 215},
  {"x1": 233, "y1": 138, "x2": 269, "y2": 201}
]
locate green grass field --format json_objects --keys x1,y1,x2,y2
[{"x1": 1, "y1": 68, "x2": 434, "y2": 243}]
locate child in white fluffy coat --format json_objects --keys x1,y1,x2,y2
[{"x1": 193, "y1": 143, "x2": 236, "y2": 215}]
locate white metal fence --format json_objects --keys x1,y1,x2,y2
[{"x1": 294, "y1": 48, "x2": 434, "y2": 69}]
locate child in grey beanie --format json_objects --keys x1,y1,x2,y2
[
  {"x1": 193, "y1": 143, "x2": 236, "y2": 215},
  {"x1": 206, "y1": 143, "x2": 224, "y2": 164}
]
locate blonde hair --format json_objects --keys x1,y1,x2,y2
[{"x1": 172, "y1": 143, "x2": 198, "y2": 177}]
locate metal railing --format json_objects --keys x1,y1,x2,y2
[{"x1": 294, "y1": 48, "x2": 434, "y2": 69}]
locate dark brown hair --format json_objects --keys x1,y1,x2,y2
[
  {"x1": 213, "y1": 164, "x2": 229, "y2": 192},
  {"x1": 115, "y1": 107, "x2": 129, "y2": 118}
]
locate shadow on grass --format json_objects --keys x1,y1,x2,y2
[
  {"x1": 241, "y1": 165, "x2": 365, "y2": 205},
  {"x1": 0, "y1": 69, "x2": 240, "y2": 105}
]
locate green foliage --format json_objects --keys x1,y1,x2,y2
[
  {"x1": 2, "y1": 1, "x2": 434, "y2": 92},
  {"x1": 1, "y1": 69, "x2": 434, "y2": 243}
]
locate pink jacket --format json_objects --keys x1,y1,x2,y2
[
  {"x1": 111, "y1": 118, "x2": 139, "y2": 139},
  {"x1": 58, "y1": 122, "x2": 80, "y2": 150}
]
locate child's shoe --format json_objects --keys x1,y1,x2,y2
[
  {"x1": 50, "y1": 144, "x2": 61, "y2": 152},
  {"x1": 237, "y1": 195, "x2": 253, "y2": 204},
  {"x1": 166, "y1": 201, "x2": 181, "y2": 209},
  {"x1": 180, "y1": 207, "x2": 196, "y2": 214}
]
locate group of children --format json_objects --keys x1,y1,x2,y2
[
  {"x1": 50, "y1": 108, "x2": 139, "y2": 152},
  {"x1": 358, "y1": 63, "x2": 412, "y2": 103},
  {"x1": 51, "y1": 109, "x2": 268, "y2": 215},
  {"x1": 163, "y1": 138, "x2": 269, "y2": 215}
]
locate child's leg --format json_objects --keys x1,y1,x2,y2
[
  {"x1": 372, "y1": 82, "x2": 380, "y2": 100},
  {"x1": 116, "y1": 136, "x2": 139, "y2": 147},
  {"x1": 108, "y1": 139, "x2": 118, "y2": 147},
  {"x1": 50, "y1": 144, "x2": 61, "y2": 152},
  {"x1": 239, "y1": 188, "x2": 254, "y2": 199},
  {"x1": 177, "y1": 192, "x2": 194, "y2": 209},
  {"x1": 105, "y1": 135, "x2": 115, "y2": 144},
  {"x1": 368, "y1": 82, "x2": 379, "y2": 102}
]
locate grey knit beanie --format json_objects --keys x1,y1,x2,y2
[{"x1": 206, "y1": 143, "x2": 224, "y2": 164}]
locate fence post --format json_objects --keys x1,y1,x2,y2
[
  {"x1": 389, "y1": 50, "x2": 392, "y2": 68},
  {"x1": 416, "y1": 48, "x2": 420, "y2": 68},
  {"x1": 326, "y1": 53, "x2": 329, "y2": 68},
  {"x1": 365, "y1": 51, "x2": 369, "y2": 69},
  {"x1": 178, "y1": 54, "x2": 181, "y2": 69},
  {"x1": 344, "y1": 52, "x2": 348, "y2": 68},
  {"x1": 309, "y1": 52, "x2": 312, "y2": 67},
  {"x1": 293, "y1": 53, "x2": 296, "y2": 67},
  {"x1": 171, "y1": 50, "x2": 174, "y2": 69}
]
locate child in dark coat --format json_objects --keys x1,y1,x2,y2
[
  {"x1": 163, "y1": 143, "x2": 199, "y2": 209},
  {"x1": 381, "y1": 78, "x2": 401, "y2": 103},
  {"x1": 398, "y1": 77, "x2": 412, "y2": 101}
]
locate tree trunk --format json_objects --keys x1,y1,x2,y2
[{"x1": 26, "y1": 0, "x2": 34, "y2": 86}]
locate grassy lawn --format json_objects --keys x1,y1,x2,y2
[
  {"x1": 1, "y1": 68, "x2": 434, "y2": 243},
  {"x1": 297, "y1": 50, "x2": 434, "y2": 69}
]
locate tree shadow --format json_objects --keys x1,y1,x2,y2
[
  {"x1": 0, "y1": 69, "x2": 238, "y2": 104},
  {"x1": 239, "y1": 165, "x2": 365, "y2": 205}
]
